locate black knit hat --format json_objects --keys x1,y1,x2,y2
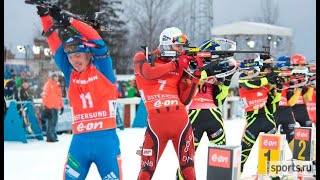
[{"x1": 51, "y1": 73, "x2": 59, "y2": 78}]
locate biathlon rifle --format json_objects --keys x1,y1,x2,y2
[
  {"x1": 188, "y1": 46, "x2": 271, "y2": 72},
  {"x1": 25, "y1": 0, "x2": 111, "y2": 34}
]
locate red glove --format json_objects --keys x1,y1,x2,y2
[
  {"x1": 297, "y1": 77, "x2": 306, "y2": 83},
  {"x1": 191, "y1": 56, "x2": 204, "y2": 77},
  {"x1": 193, "y1": 70, "x2": 202, "y2": 78},
  {"x1": 176, "y1": 55, "x2": 193, "y2": 69}
]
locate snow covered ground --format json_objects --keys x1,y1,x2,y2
[{"x1": 4, "y1": 118, "x2": 294, "y2": 180}]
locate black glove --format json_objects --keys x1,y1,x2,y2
[
  {"x1": 49, "y1": 5, "x2": 71, "y2": 26},
  {"x1": 266, "y1": 71, "x2": 277, "y2": 84},
  {"x1": 36, "y1": 5, "x2": 49, "y2": 17},
  {"x1": 60, "y1": 107, "x2": 64, "y2": 115},
  {"x1": 276, "y1": 76, "x2": 285, "y2": 90}
]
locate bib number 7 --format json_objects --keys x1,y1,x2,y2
[{"x1": 158, "y1": 79, "x2": 166, "y2": 90}]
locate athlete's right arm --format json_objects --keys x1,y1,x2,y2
[
  {"x1": 213, "y1": 73, "x2": 235, "y2": 106},
  {"x1": 238, "y1": 75, "x2": 268, "y2": 90},
  {"x1": 287, "y1": 88, "x2": 301, "y2": 106},
  {"x1": 212, "y1": 84, "x2": 229, "y2": 107},
  {"x1": 39, "y1": 16, "x2": 72, "y2": 87},
  {"x1": 133, "y1": 51, "x2": 177, "y2": 80},
  {"x1": 39, "y1": 16, "x2": 61, "y2": 55},
  {"x1": 178, "y1": 71, "x2": 200, "y2": 105},
  {"x1": 287, "y1": 80, "x2": 302, "y2": 106},
  {"x1": 302, "y1": 86, "x2": 314, "y2": 103}
]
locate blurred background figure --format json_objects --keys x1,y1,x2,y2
[{"x1": 41, "y1": 73, "x2": 64, "y2": 142}]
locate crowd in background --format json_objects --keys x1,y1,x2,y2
[
  {"x1": 5, "y1": 70, "x2": 140, "y2": 98},
  {"x1": 4, "y1": 68, "x2": 141, "y2": 116},
  {"x1": 116, "y1": 79, "x2": 140, "y2": 98}
]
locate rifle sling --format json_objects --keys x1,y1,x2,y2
[{"x1": 42, "y1": 23, "x2": 67, "y2": 37}]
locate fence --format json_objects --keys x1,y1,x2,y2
[{"x1": 4, "y1": 96, "x2": 244, "y2": 141}]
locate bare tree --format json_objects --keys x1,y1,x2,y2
[
  {"x1": 54, "y1": 0, "x2": 130, "y2": 74},
  {"x1": 119, "y1": 0, "x2": 188, "y2": 73},
  {"x1": 124, "y1": 0, "x2": 185, "y2": 51},
  {"x1": 256, "y1": 0, "x2": 279, "y2": 25}
]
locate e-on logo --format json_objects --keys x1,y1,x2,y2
[
  {"x1": 208, "y1": 148, "x2": 231, "y2": 168},
  {"x1": 153, "y1": 99, "x2": 178, "y2": 108}
]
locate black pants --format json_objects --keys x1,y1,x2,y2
[
  {"x1": 274, "y1": 106, "x2": 296, "y2": 144},
  {"x1": 292, "y1": 104, "x2": 313, "y2": 127},
  {"x1": 189, "y1": 108, "x2": 226, "y2": 149},
  {"x1": 176, "y1": 108, "x2": 226, "y2": 179},
  {"x1": 46, "y1": 109, "x2": 59, "y2": 141},
  {"x1": 240, "y1": 108, "x2": 276, "y2": 173}
]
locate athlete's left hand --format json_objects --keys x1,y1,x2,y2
[
  {"x1": 49, "y1": 5, "x2": 71, "y2": 26},
  {"x1": 36, "y1": 5, "x2": 49, "y2": 17}
]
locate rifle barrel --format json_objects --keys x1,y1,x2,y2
[
  {"x1": 210, "y1": 50, "x2": 270, "y2": 54},
  {"x1": 25, "y1": 1, "x2": 36, "y2": 5}
]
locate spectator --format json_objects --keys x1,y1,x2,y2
[
  {"x1": 16, "y1": 79, "x2": 32, "y2": 102},
  {"x1": 120, "y1": 81, "x2": 127, "y2": 98},
  {"x1": 15, "y1": 71, "x2": 27, "y2": 89},
  {"x1": 4, "y1": 70, "x2": 12, "y2": 80},
  {"x1": 42, "y1": 73, "x2": 64, "y2": 142},
  {"x1": 4, "y1": 70, "x2": 17, "y2": 100},
  {"x1": 15, "y1": 79, "x2": 34, "y2": 134},
  {"x1": 127, "y1": 79, "x2": 138, "y2": 97},
  {"x1": 4, "y1": 77, "x2": 17, "y2": 100},
  {"x1": 4, "y1": 97, "x2": 7, "y2": 118}
]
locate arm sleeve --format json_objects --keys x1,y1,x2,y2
[
  {"x1": 266, "y1": 86, "x2": 281, "y2": 113},
  {"x1": 133, "y1": 51, "x2": 177, "y2": 80},
  {"x1": 93, "y1": 56, "x2": 116, "y2": 84},
  {"x1": 213, "y1": 84, "x2": 229, "y2": 107},
  {"x1": 273, "y1": 91, "x2": 281, "y2": 104},
  {"x1": 287, "y1": 88, "x2": 302, "y2": 106},
  {"x1": 57, "y1": 85, "x2": 64, "y2": 108},
  {"x1": 178, "y1": 71, "x2": 200, "y2": 105},
  {"x1": 212, "y1": 73, "x2": 235, "y2": 107},
  {"x1": 53, "y1": 48, "x2": 72, "y2": 87},
  {"x1": 238, "y1": 76, "x2": 268, "y2": 90},
  {"x1": 40, "y1": 16, "x2": 72, "y2": 87},
  {"x1": 40, "y1": 16, "x2": 62, "y2": 55},
  {"x1": 69, "y1": 18, "x2": 101, "y2": 41},
  {"x1": 42, "y1": 82, "x2": 49, "y2": 107},
  {"x1": 70, "y1": 19, "x2": 108, "y2": 57},
  {"x1": 302, "y1": 86, "x2": 314, "y2": 103}
]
